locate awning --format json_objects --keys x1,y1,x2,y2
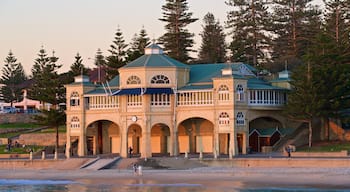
[
  {"x1": 144, "y1": 88, "x2": 173, "y2": 94},
  {"x1": 113, "y1": 88, "x2": 173, "y2": 95}
]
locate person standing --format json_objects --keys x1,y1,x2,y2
[{"x1": 128, "y1": 146, "x2": 133, "y2": 158}]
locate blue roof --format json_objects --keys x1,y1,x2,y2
[
  {"x1": 247, "y1": 78, "x2": 287, "y2": 90},
  {"x1": 122, "y1": 54, "x2": 189, "y2": 68},
  {"x1": 188, "y1": 63, "x2": 250, "y2": 84},
  {"x1": 108, "y1": 75, "x2": 120, "y2": 87},
  {"x1": 178, "y1": 84, "x2": 213, "y2": 91}
]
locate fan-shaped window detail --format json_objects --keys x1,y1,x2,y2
[
  {"x1": 127, "y1": 75, "x2": 141, "y2": 84},
  {"x1": 70, "y1": 92, "x2": 80, "y2": 106},
  {"x1": 71, "y1": 116, "x2": 80, "y2": 128},
  {"x1": 218, "y1": 84, "x2": 229, "y2": 101},
  {"x1": 236, "y1": 112, "x2": 245, "y2": 125},
  {"x1": 219, "y1": 112, "x2": 230, "y2": 125},
  {"x1": 151, "y1": 75, "x2": 170, "y2": 84}
]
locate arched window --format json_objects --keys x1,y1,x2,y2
[
  {"x1": 70, "y1": 116, "x2": 80, "y2": 128},
  {"x1": 151, "y1": 75, "x2": 170, "y2": 84},
  {"x1": 236, "y1": 84, "x2": 244, "y2": 101},
  {"x1": 127, "y1": 75, "x2": 141, "y2": 84},
  {"x1": 219, "y1": 112, "x2": 230, "y2": 125},
  {"x1": 218, "y1": 84, "x2": 229, "y2": 101},
  {"x1": 236, "y1": 112, "x2": 245, "y2": 125},
  {"x1": 70, "y1": 92, "x2": 80, "y2": 106}
]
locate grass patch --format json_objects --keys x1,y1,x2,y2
[
  {"x1": 298, "y1": 141, "x2": 350, "y2": 152},
  {"x1": 38, "y1": 126, "x2": 66, "y2": 133},
  {"x1": 0, "y1": 145, "x2": 44, "y2": 154},
  {"x1": 0, "y1": 123, "x2": 40, "y2": 129}
]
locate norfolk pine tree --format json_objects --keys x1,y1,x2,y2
[
  {"x1": 226, "y1": 0, "x2": 272, "y2": 67},
  {"x1": 159, "y1": 0, "x2": 198, "y2": 63},
  {"x1": 198, "y1": 12, "x2": 226, "y2": 64},
  {"x1": 29, "y1": 48, "x2": 65, "y2": 157},
  {"x1": 0, "y1": 51, "x2": 27, "y2": 106},
  {"x1": 127, "y1": 28, "x2": 151, "y2": 62},
  {"x1": 270, "y1": 0, "x2": 321, "y2": 72},
  {"x1": 70, "y1": 53, "x2": 88, "y2": 77},
  {"x1": 105, "y1": 27, "x2": 128, "y2": 80}
]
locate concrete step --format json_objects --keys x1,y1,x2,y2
[{"x1": 81, "y1": 157, "x2": 120, "y2": 170}]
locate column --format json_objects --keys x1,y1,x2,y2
[
  {"x1": 65, "y1": 135, "x2": 71, "y2": 158},
  {"x1": 120, "y1": 126, "x2": 128, "y2": 158}
]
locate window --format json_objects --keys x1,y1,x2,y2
[
  {"x1": 219, "y1": 112, "x2": 230, "y2": 125},
  {"x1": 218, "y1": 84, "x2": 229, "y2": 101},
  {"x1": 71, "y1": 116, "x2": 80, "y2": 128},
  {"x1": 236, "y1": 112, "x2": 245, "y2": 125},
  {"x1": 236, "y1": 84, "x2": 244, "y2": 101},
  {"x1": 151, "y1": 75, "x2": 170, "y2": 84},
  {"x1": 127, "y1": 75, "x2": 141, "y2": 84},
  {"x1": 70, "y1": 92, "x2": 80, "y2": 106}
]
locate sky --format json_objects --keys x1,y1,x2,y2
[{"x1": 0, "y1": 0, "x2": 323, "y2": 76}]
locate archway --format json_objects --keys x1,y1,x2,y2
[
  {"x1": 127, "y1": 124, "x2": 142, "y2": 157},
  {"x1": 249, "y1": 117, "x2": 283, "y2": 152},
  {"x1": 151, "y1": 123, "x2": 170, "y2": 156},
  {"x1": 178, "y1": 118, "x2": 214, "y2": 154},
  {"x1": 86, "y1": 120, "x2": 121, "y2": 155}
]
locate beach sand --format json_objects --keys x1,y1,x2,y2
[{"x1": 1, "y1": 166, "x2": 350, "y2": 190}]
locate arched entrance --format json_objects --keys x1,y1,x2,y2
[
  {"x1": 249, "y1": 117, "x2": 283, "y2": 152},
  {"x1": 151, "y1": 123, "x2": 170, "y2": 156},
  {"x1": 127, "y1": 124, "x2": 142, "y2": 157},
  {"x1": 86, "y1": 120, "x2": 121, "y2": 155},
  {"x1": 178, "y1": 118, "x2": 214, "y2": 154}
]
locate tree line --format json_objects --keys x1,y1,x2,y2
[{"x1": 0, "y1": 0, "x2": 350, "y2": 149}]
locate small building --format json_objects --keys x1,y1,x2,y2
[{"x1": 65, "y1": 44, "x2": 297, "y2": 158}]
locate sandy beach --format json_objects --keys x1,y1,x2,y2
[{"x1": 1, "y1": 166, "x2": 350, "y2": 190}]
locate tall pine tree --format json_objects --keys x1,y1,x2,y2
[
  {"x1": 127, "y1": 27, "x2": 151, "y2": 62},
  {"x1": 29, "y1": 48, "x2": 65, "y2": 157},
  {"x1": 226, "y1": 0, "x2": 272, "y2": 67},
  {"x1": 159, "y1": 0, "x2": 198, "y2": 63},
  {"x1": 0, "y1": 51, "x2": 27, "y2": 106},
  {"x1": 270, "y1": 0, "x2": 321, "y2": 72},
  {"x1": 198, "y1": 12, "x2": 226, "y2": 64},
  {"x1": 323, "y1": 0, "x2": 350, "y2": 45},
  {"x1": 70, "y1": 53, "x2": 89, "y2": 77},
  {"x1": 105, "y1": 27, "x2": 128, "y2": 80},
  {"x1": 29, "y1": 48, "x2": 64, "y2": 107}
]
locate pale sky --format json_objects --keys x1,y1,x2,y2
[{"x1": 0, "y1": 0, "x2": 323, "y2": 76}]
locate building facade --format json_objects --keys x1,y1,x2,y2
[{"x1": 65, "y1": 44, "x2": 294, "y2": 158}]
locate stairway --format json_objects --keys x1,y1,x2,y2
[
  {"x1": 273, "y1": 122, "x2": 309, "y2": 152},
  {"x1": 80, "y1": 156, "x2": 121, "y2": 170}
]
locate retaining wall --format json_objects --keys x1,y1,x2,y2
[{"x1": 0, "y1": 114, "x2": 36, "y2": 124}]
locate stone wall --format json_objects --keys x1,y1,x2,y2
[
  {"x1": 18, "y1": 133, "x2": 66, "y2": 146},
  {"x1": 0, "y1": 114, "x2": 36, "y2": 124}
]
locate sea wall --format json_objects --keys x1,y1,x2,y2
[{"x1": 201, "y1": 158, "x2": 350, "y2": 168}]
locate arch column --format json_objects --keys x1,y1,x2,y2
[
  {"x1": 66, "y1": 136, "x2": 71, "y2": 158},
  {"x1": 170, "y1": 124, "x2": 178, "y2": 156},
  {"x1": 142, "y1": 115, "x2": 151, "y2": 158},
  {"x1": 142, "y1": 130, "x2": 151, "y2": 158},
  {"x1": 213, "y1": 125, "x2": 220, "y2": 159},
  {"x1": 242, "y1": 131, "x2": 248, "y2": 154},
  {"x1": 78, "y1": 130, "x2": 86, "y2": 156}
]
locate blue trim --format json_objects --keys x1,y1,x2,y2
[
  {"x1": 113, "y1": 88, "x2": 173, "y2": 95},
  {"x1": 144, "y1": 88, "x2": 173, "y2": 94}
]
